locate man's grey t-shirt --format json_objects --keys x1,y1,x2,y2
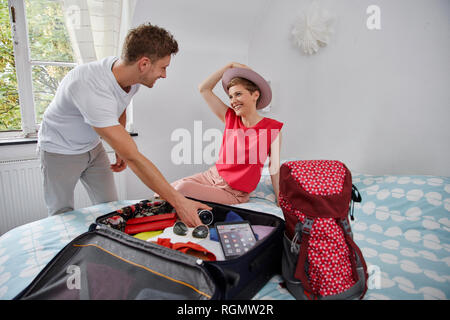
[{"x1": 38, "y1": 56, "x2": 140, "y2": 154}]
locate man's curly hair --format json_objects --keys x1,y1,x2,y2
[{"x1": 121, "y1": 23, "x2": 179, "y2": 64}]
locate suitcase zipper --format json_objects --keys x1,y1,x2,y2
[
  {"x1": 72, "y1": 241, "x2": 213, "y2": 299},
  {"x1": 93, "y1": 225, "x2": 221, "y2": 298}
]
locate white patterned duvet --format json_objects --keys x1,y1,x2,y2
[{"x1": 0, "y1": 172, "x2": 448, "y2": 300}]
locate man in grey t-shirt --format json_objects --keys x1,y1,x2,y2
[{"x1": 38, "y1": 23, "x2": 209, "y2": 226}]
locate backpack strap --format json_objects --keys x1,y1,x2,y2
[
  {"x1": 338, "y1": 218, "x2": 369, "y2": 298},
  {"x1": 350, "y1": 185, "x2": 362, "y2": 221},
  {"x1": 294, "y1": 217, "x2": 315, "y2": 294}
]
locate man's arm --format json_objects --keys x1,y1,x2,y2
[
  {"x1": 94, "y1": 124, "x2": 210, "y2": 226},
  {"x1": 119, "y1": 109, "x2": 126, "y2": 127},
  {"x1": 110, "y1": 110, "x2": 127, "y2": 172}
]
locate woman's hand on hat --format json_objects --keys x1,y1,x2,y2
[{"x1": 230, "y1": 62, "x2": 251, "y2": 70}]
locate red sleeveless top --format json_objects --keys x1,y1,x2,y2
[{"x1": 215, "y1": 108, "x2": 283, "y2": 193}]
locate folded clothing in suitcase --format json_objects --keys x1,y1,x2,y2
[{"x1": 14, "y1": 199, "x2": 284, "y2": 300}]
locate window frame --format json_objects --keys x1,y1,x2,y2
[{"x1": 5, "y1": 0, "x2": 77, "y2": 138}]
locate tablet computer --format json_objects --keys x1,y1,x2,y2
[{"x1": 215, "y1": 221, "x2": 257, "y2": 260}]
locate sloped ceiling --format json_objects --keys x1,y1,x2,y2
[{"x1": 133, "y1": 0, "x2": 271, "y2": 53}]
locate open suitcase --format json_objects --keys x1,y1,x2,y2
[{"x1": 14, "y1": 199, "x2": 284, "y2": 300}]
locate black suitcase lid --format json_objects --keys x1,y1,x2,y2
[
  {"x1": 15, "y1": 225, "x2": 218, "y2": 300},
  {"x1": 16, "y1": 199, "x2": 285, "y2": 300}
]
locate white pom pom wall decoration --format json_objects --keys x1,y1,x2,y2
[{"x1": 291, "y1": 1, "x2": 335, "y2": 55}]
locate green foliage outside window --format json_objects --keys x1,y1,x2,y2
[
  {"x1": 0, "y1": 0, "x2": 20, "y2": 130},
  {"x1": 0, "y1": 0, "x2": 75, "y2": 131}
]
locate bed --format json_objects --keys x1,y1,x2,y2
[{"x1": 0, "y1": 166, "x2": 449, "y2": 300}]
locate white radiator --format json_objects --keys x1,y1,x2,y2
[{"x1": 0, "y1": 154, "x2": 127, "y2": 235}]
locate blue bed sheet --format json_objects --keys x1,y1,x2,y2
[{"x1": 0, "y1": 173, "x2": 448, "y2": 300}]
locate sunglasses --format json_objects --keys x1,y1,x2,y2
[{"x1": 173, "y1": 221, "x2": 209, "y2": 239}]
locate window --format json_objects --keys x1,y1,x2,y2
[
  {"x1": 2, "y1": 0, "x2": 137, "y2": 140},
  {"x1": 1, "y1": 0, "x2": 76, "y2": 137}
]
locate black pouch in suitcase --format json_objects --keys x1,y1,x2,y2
[{"x1": 14, "y1": 199, "x2": 284, "y2": 300}]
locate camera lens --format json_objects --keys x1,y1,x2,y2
[{"x1": 198, "y1": 209, "x2": 213, "y2": 226}]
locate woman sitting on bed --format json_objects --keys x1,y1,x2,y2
[{"x1": 167, "y1": 62, "x2": 283, "y2": 206}]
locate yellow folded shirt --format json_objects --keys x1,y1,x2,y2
[{"x1": 133, "y1": 230, "x2": 163, "y2": 241}]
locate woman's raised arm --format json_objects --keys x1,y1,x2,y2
[{"x1": 198, "y1": 62, "x2": 250, "y2": 123}]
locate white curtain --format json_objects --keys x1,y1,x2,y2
[
  {"x1": 61, "y1": 0, "x2": 137, "y2": 64},
  {"x1": 61, "y1": 0, "x2": 137, "y2": 132}
]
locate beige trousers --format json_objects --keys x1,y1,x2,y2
[
  {"x1": 40, "y1": 143, "x2": 118, "y2": 216},
  {"x1": 171, "y1": 166, "x2": 250, "y2": 205}
]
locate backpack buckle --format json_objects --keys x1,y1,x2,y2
[
  {"x1": 339, "y1": 218, "x2": 353, "y2": 236},
  {"x1": 302, "y1": 218, "x2": 314, "y2": 235},
  {"x1": 291, "y1": 218, "x2": 314, "y2": 253},
  {"x1": 291, "y1": 222, "x2": 302, "y2": 253}
]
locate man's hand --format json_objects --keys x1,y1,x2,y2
[
  {"x1": 110, "y1": 153, "x2": 127, "y2": 172},
  {"x1": 174, "y1": 197, "x2": 212, "y2": 227}
]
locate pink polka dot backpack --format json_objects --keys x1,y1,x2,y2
[{"x1": 279, "y1": 160, "x2": 368, "y2": 300}]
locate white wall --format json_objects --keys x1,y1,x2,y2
[
  {"x1": 247, "y1": 0, "x2": 450, "y2": 176},
  {"x1": 127, "y1": 51, "x2": 247, "y2": 199},
  {"x1": 125, "y1": 0, "x2": 255, "y2": 199},
  {"x1": 125, "y1": 0, "x2": 450, "y2": 200},
  {"x1": 1, "y1": 0, "x2": 447, "y2": 203}
]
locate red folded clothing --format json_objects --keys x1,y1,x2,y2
[
  {"x1": 155, "y1": 238, "x2": 216, "y2": 261},
  {"x1": 126, "y1": 213, "x2": 176, "y2": 225},
  {"x1": 124, "y1": 218, "x2": 176, "y2": 235}
]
